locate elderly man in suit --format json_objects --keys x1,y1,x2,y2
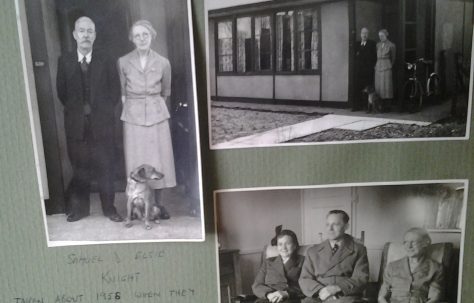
[
  {"x1": 56, "y1": 16, "x2": 122, "y2": 222},
  {"x1": 353, "y1": 27, "x2": 377, "y2": 111},
  {"x1": 299, "y1": 210, "x2": 369, "y2": 302}
]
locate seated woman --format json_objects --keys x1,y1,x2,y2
[
  {"x1": 252, "y1": 230, "x2": 305, "y2": 303},
  {"x1": 378, "y1": 228, "x2": 444, "y2": 303}
]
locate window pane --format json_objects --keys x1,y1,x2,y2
[
  {"x1": 255, "y1": 16, "x2": 272, "y2": 71},
  {"x1": 297, "y1": 9, "x2": 319, "y2": 70},
  {"x1": 237, "y1": 17, "x2": 252, "y2": 72},
  {"x1": 218, "y1": 21, "x2": 233, "y2": 72},
  {"x1": 276, "y1": 11, "x2": 294, "y2": 71}
]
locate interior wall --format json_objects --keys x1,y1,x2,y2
[
  {"x1": 321, "y1": 1, "x2": 349, "y2": 102},
  {"x1": 355, "y1": 0, "x2": 383, "y2": 43},
  {"x1": 354, "y1": 184, "x2": 464, "y2": 281},
  {"x1": 217, "y1": 189, "x2": 302, "y2": 293}
]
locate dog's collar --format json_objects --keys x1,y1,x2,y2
[{"x1": 130, "y1": 175, "x2": 145, "y2": 183}]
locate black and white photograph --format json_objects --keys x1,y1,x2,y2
[
  {"x1": 17, "y1": 0, "x2": 204, "y2": 246},
  {"x1": 215, "y1": 181, "x2": 467, "y2": 303},
  {"x1": 206, "y1": 0, "x2": 474, "y2": 148}
]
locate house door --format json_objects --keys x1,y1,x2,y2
[{"x1": 301, "y1": 187, "x2": 354, "y2": 245}]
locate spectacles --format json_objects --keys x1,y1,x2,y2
[{"x1": 403, "y1": 240, "x2": 424, "y2": 246}]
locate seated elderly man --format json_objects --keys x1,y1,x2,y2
[{"x1": 378, "y1": 228, "x2": 444, "y2": 303}]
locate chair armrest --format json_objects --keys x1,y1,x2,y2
[{"x1": 232, "y1": 294, "x2": 258, "y2": 303}]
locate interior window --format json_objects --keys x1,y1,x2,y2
[{"x1": 237, "y1": 17, "x2": 252, "y2": 72}]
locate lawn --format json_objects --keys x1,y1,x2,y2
[{"x1": 211, "y1": 107, "x2": 321, "y2": 145}]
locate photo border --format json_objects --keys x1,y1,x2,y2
[
  {"x1": 15, "y1": 0, "x2": 206, "y2": 247},
  {"x1": 213, "y1": 179, "x2": 469, "y2": 303},
  {"x1": 204, "y1": 1, "x2": 474, "y2": 150}
]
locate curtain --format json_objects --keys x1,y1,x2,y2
[
  {"x1": 311, "y1": 9, "x2": 319, "y2": 70},
  {"x1": 276, "y1": 14, "x2": 283, "y2": 71},
  {"x1": 237, "y1": 17, "x2": 251, "y2": 72},
  {"x1": 218, "y1": 21, "x2": 233, "y2": 72},
  {"x1": 255, "y1": 16, "x2": 271, "y2": 71},
  {"x1": 276, "y1": 11, "x2": 294, "y2": 71},
  {"x1": 296, "y1": 9, "x2": 319, "y2": 70}
]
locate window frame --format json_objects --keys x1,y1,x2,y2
[
  {"x1": 215, "y1": 18, "x2": 236, "y2": 74},
  {"x1": 213, "y1": 3, "x2": 321, "y2": 76}
]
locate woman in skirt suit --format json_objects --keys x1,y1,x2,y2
[
  {"x1": 375, "y1": 29, "x2": 396, "y2": 101},
  {"x1": 118, "y1": 20, "x2": 176, "y2": 217}
]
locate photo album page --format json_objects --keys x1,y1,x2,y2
[{"x1": 0, "y1": 0, "x2": 473, "y2": 302}]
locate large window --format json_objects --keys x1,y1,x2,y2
[
  {"x1": 237, "y1": 17, "x2": 252, "y2": 72},
  {"x1": 215, "y1": 5, "x2": 320, "y2": 74},
  {"x1": 235, "y1": 15, "x2": 272, "y2": 72},
  {"x1": 296, "y1": 9, "x2": 319, "y2": 71},
  {"x1": 255, "y1": 16, "x2": 272, "y2": 71},
  {"x1": 276, "y1": 11, "x2": 294, "y2": 71},
  {"x1": 217, "y1": 21, "x2": 233, "y2": 72}
]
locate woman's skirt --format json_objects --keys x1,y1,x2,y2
[
  {"x1": 375, "y1": 68, "x2": 394, "y2": 99},
  {"x1": 123, "y1": 120, "x2": 176, "y2": 189}
]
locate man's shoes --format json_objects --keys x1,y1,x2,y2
[
  {"x1": 158, "y1": 205, "x2": 170, "y2": 220},
  {"x1": 107, "y1": 213, "x2": 124, "y2": 222},
  {"x1": 67, "y1": 213, "x2": 85, "y2": 222}
]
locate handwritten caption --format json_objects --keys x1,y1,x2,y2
[{"x1": 13, "y1": 250, "x2": 197, "y2": 302}]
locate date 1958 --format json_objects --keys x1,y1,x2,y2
[{"x1": 96, "y1": 292, "x2": 121, "y2": 301}]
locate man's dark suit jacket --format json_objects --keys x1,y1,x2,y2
[
  {"x1": 252, "y1": 254, "x2": 305, "y2": 299},
  {"x1": 299, "y1": 234, "x2": 369, "y2": 301},
  {"x1": 56, "y1": 49, "x2": 119, "y2": 142},
  {"x1": 355, "y1": 39, "x2": 377, "y2": 87}
]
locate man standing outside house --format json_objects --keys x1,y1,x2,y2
[
  {"x1": 56, "y1": 16, "x2": 123, "y2": 223},
  {"x1": 353, "y1": 27, "x2": 377, "y2": 111},
  {"x1": 299, "y1": 210, "x2": 369, "y2": 302}
]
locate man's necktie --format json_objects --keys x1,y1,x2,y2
[
  {"x1": 80, "y1": 57, "x2": 92, "y2": 115},
  {"x1": 80, "y1": 56, "x2": 88, "y2": 73},
  {"x1": 332, "y1": 244, "x2": 339, "y2": 255}
]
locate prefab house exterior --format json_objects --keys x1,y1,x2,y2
[{"x1": 208, "y1": 0, "x2": 473, "y2": 108}]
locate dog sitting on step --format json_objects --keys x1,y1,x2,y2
[
  {"x1": 362, "y1": 86, "x2": 382, "y2": 113},
  {"x1": 125, "y1": 164, "x2": 164, "y2": 230}
]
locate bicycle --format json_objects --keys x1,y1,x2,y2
[{"x1": 403, "y1": 58, "x2": 441, "y2": 112}]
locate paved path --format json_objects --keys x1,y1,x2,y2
[{"x1": 213, "y1": 114, "x2": 431, "y2": 149}]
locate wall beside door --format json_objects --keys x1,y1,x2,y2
[
  {"x1": 355, "y1": 0, "x2": 383, "y2": 42},
  {"x1": 164, "y1": 0, "x2": 201, "y2": 199},
  {"x1": 127, "y1": 0, "x2": 169, "y2": 57},
  {"x1": 434, "y1": 0, "x2": 471, "y2": 78},
  {"x1": 321, "y1": 1, "x2": 350, "y2": 102}
]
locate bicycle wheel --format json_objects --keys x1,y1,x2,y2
[{"x1": 404, "y1": 80, "x2": 422, "y2": 112}]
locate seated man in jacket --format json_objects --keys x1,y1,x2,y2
[
  {"x1": 378, "y1": 228, "x2": 444, "y2": 303},
  {"x1": 299, "y1": 210, "x2": 369, "y2": 302}
]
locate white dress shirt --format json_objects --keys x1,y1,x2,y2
[{"x1": 77, "y1": 50, "x2": 92, "y2": 63}]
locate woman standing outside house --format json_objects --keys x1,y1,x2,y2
[
  {"x1": 375, "y1": 29, "x2": 396, "y2": 103},
  {"x1": 118, "y1": 20, "x2": 176, "y2": 218}
]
